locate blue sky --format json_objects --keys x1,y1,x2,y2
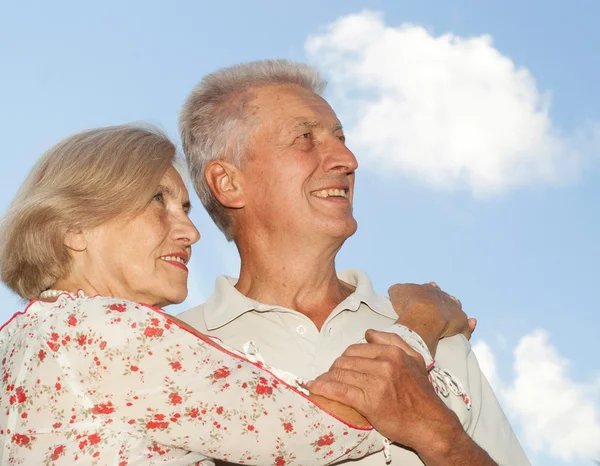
[{"x1": 1, "y1": 1, "x2": 599, "y2": 464}]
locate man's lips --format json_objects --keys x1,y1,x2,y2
[{"x1": 311, "y1": 187, "x2": 350, "y2": 200}]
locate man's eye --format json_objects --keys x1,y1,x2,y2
[
  {"x1": 299, "y1": 133, "x2": 311, "y2": 139},
  {"x1": 338, "y1": 135, "x2": 346, "y2": 143}
]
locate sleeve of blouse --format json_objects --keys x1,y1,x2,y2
[{"x1": 61, "y1": 296, "x2": 385, "y2": 465}]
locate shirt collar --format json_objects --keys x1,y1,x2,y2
[
  {"x1": 203, "y1": 269, "x2": 396, "y2": 331},
  {"x1": 335, "y1": 269, "x2": 397, "y2": 319},
  {"x1": 203, "y1": 275, "x2": 278, "y2": 330}
]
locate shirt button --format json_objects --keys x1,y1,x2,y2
[
  {"x1": 328, "y1": 327, "x2": 333, "y2": 335},
  {"x1": 296, "y1": 325, "x2": 306, "y2": 335}
]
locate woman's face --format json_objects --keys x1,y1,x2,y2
[{"x1": 82, "y1": 166, "x2": 200, "y2": 307}]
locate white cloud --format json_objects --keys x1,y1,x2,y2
[
  {"x1": 473, "y1": 331, "x2": 600, "y2": 462},
  {"x1": 505, "y1": 330, "x2": 600, "y2": 462},
  {"x1": 305, "y1": 11, "x2": 597, "y2": 196}
]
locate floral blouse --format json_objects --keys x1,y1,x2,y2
[{"x1": 0, "y1": 293, "x2": 386, "y2": 465}]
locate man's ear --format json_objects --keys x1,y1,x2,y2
[
  {"x1": 64, "y1": 229, "x2": 87, "y2": 252},
  {"x1": 204, "y1": 160, "x2": 246, "y2": 209}
]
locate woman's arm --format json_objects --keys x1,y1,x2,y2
[
  {"x1": 63, "y1": 296, "x2": 383, "y2": 465},
  {"x1": 168, "y1": 313, "x2": 370, "y2": 428}
]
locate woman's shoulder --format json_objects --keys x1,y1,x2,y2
[
  {"x1": 56, "y1": 293, "x2": 172, "y2": 328},
  {"x1": 1, "y1": 293, "x2": 169, "y2": 335},
  {"x1": 2, "y1": 293, "x2": 202, "y2": 358}
]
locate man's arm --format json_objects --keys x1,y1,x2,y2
[
  {"x1": 390, "y1": 282, "x2": 476, "y2": 355},
  {"x1": 439, "y1": 335, "x2": 530, "y2": 465},
  {"x1": 306, "y1": 330, "x2": 500, "y2": 466}
]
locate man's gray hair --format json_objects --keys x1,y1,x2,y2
[{"x1": 179, "y1": 59, "x2": 327, "y2": 240}]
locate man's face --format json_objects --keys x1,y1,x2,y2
[{"x1": 238, "y1": 84, "x2": 359, "y2": 244}]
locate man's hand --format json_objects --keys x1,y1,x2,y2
[
  {"x1": 307, "y1": 330, "x2": 498, "y2": 466},
  {"x1": 307, "y1": 330, "x2": 462, "y2": 448},
  {"x1": 389, "y1": 282, "x2": 476, "y2": 355}
]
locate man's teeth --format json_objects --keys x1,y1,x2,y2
[
  {"x1": 161, "y1": 256, "x2": 186, "y2": 264},
  {"x1": 314, "y1": 189, "x2": 348, "y2": 198}
]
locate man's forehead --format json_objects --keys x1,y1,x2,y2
[
  {"x1": 249, "y1": 85, "x2": 343, "y2": 130},
  {"x1": 253, "y1": 84, "x2": 331, "y2": 110}
]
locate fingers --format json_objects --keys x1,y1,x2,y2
[
  {"x1": 449, "y1": 295, "x2": 462, "y2": 308},
  {"x1": 331, "y1": 354, "x2": 423, "y2": 380},
  {"x1": 456, "y1": 317, "x2": 477, "y2": 340},
  {"x1": 468, "y1": 317, "x2": 477, "y2": 333},
  {"x1": 305, "y1": 376, "x2": 366, "y2": 411},
  {"x1": 340, "y1": 341, "x2": 420, "y2": 364},
  {"x1": 388, "y1": 281, "x2": 455, "y2": 306},
  {"x1": 364, "y1": 330, "x2": 414, "y2": 352},
  {"x1": 339, "y1": 333, "x2": 426, "y2": 367}
]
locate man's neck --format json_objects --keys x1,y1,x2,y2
[{"x1": 234, "y1": 236, "x2": 354, "y2": 330}]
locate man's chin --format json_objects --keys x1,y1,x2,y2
[{"x1": 323, "y1": 218, "x2": 358, "y2": 241}]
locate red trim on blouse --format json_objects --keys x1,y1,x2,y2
[
  {"x1": 2, "y1": 293, "x2": 373, "y2": 432},
  {"x1": 141, "y1": 302, "x2": 374, "y2": 431},
  {"x1": 0, "y1": 298, "x2": 40, "y2": 333}
]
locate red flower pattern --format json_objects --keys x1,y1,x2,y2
[
  {"x1": 109, "y1": 303, "x2": 127, "y2": 312},
  {"x1": 212, "y1": 366, "x2": 231, "y2": 379},
  {"x1": 11, "y1": 433, "x2": 30, "y2": 446},
  {"x1": 92, "y1": 402, "x2": 115, "y2": 415},
  {"x1": 0, "y1": 295, "x2": 383, "y2": 465}
]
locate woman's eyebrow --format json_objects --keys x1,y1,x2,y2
[
  {"x1": 156, "y1": 184, "x2": 172, "y2": 195},
  {"x1": 157, "y1": 185, "x2": 191, "y2": 207}
]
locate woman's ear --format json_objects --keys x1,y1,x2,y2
[
  {"x1": 204, "y1": 161, "x2": 246, "y2": 209},
  {"x1": 64, "y1": 229, "x2": 87, "y2": 252}
]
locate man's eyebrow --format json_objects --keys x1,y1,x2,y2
[
  {"x1": 292, "y1": 120, "x2": 344, "y2": 132},
  {"x1": 292, "y1": 120, "x2": 321, "y2": 130}
]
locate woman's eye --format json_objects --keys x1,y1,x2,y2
[{"x1": 152, "y1": 192, "x2": 164, "y2": 203}]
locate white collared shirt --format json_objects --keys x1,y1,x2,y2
[{"x1": 179, "y1": 269, "x2": 530, "y2": 465}]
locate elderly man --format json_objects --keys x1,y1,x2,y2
[{"x1": 178, "y1": 60, "x2": 529, "y2": 465}]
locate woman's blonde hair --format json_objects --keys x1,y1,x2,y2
[{"x1": 0, "y1": 124, "x2": 177, "y2": 300}]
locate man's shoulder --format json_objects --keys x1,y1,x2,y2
[{"x1": 177, "y1": 302, "x2": 210, "y2": 332}]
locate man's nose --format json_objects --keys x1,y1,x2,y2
[{"x1": 323, "y1": 139, "x2": 359, "y2": 173}]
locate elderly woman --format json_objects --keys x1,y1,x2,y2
[{"x1": 0, "y1": 125, "x2": 465, "y2": 465}]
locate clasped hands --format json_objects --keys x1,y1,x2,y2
[{"x1": 307, "y1": 282, "x2": 474, "y2": 454}]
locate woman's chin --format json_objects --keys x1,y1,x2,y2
[{"x1": 162, "y1": 290, "x2": 188, "y2": 307}]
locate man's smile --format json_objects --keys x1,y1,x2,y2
[{"x1": 312, "y1": 188, "x2": 349, "y2": 199}]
